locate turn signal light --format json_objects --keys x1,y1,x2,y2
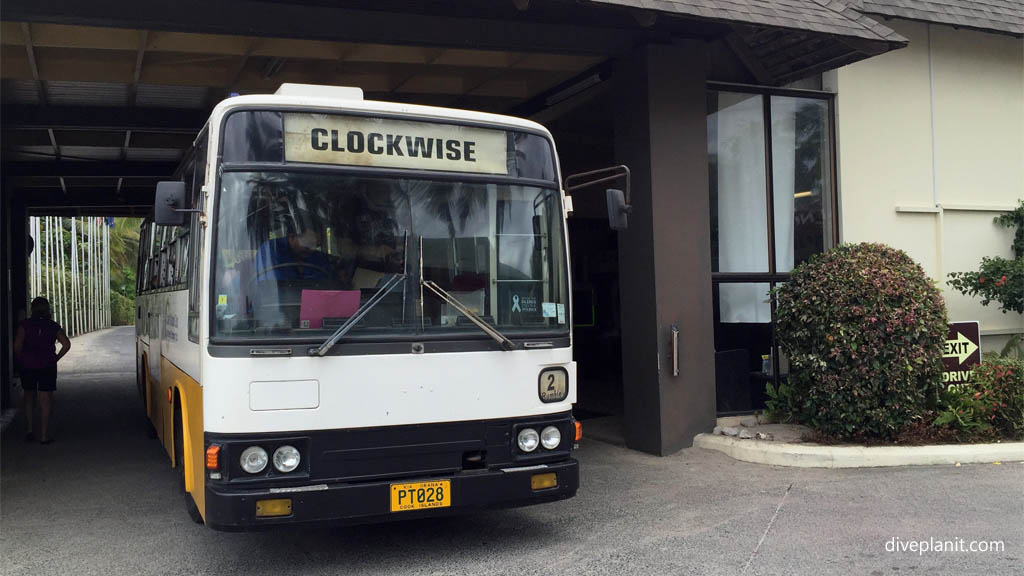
[
  {"x1": 205, "y1": 445, "x2": 221, "y2": 470},
  {"x1": 574, "y1": 421, "x2": 583, "y2": 442},
  {"x1": 531, "y1": 472, "x2": 558, "y2": 491},
  {"x1": 255, "y1": 498, "x2": 292, "y2": 517}
]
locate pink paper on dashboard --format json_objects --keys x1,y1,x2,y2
[{"x1": 300, "y1": 290, "x2": 361, "y2": 328}]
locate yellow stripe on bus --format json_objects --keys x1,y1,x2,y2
[{"x1": 159, "y1": 356, "x2": 205, "y2": 520}]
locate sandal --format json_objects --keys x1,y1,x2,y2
[{"x1": 40, "y1": 437, "x2": 53, "y2": 445}]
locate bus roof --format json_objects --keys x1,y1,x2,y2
[{"x1": 209, "y1": 87, "x2": 554, "y2": 139}]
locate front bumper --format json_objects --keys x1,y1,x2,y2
[{"x1": 204, "y1": 458, "x2": 579, "y2": 531}]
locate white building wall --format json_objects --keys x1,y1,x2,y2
[{"x1": 834, "y1": 19, "x2": 1024, "y2": 352}]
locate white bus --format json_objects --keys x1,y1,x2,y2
[{"x1": 135, "y1": 84, "x2": 588, "y2": 530}]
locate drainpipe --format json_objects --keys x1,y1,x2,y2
[{"x1": 927, "y1": 24, "x2": 943, "y2": 281}]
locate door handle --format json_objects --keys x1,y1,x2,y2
[{"x1": 670, "y1": 325, "x2": 679, "y2": 377}]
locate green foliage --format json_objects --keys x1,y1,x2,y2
[
  {"x1": 110, "y1": 291, "x2": 135, "y2": 327},
  {"x1": 934, "y1": 356, "x2": 1024, "y2": 440},
  {"x1": 764, "y1": 379, "x2": 803, "y2": 424},
  {"x1": 109, "y1": 218, "x2": 142, "y2": 326},
  {"x1": 774, "y1": 243, "x2": 948, "y2": 440},
  {"x1": 933, "y1": 387, "x2": 992, "y2": 438},
  {"x1": 947, "y1": 199, "x2": 1024, "y2": 315}
]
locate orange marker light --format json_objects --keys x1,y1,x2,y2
[
  {"x1": 206, "y1": 445, "x2": 221, "y2": 470},
  {"x1": 167, "y1": 387, "x2": 173, "y2": 403},
  {"x1": 574, "y1": 421, "x2": 583, "y2": 442}
]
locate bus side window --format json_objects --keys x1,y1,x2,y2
[
  {"x1": 152, "y1": 225, "x2": 165, "y2": 289},
  {"x1": 160, "y1": 247, "x2": 169, "y2": 288},
  {"x1": 188, "y1": 130, "x2": 208, "y2": 343},
  {"x1": 138, "y1": 221, "x2": 151, "y2": 293}
]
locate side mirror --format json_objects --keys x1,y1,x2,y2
[
  {"x1": 606, "y1": 188, "x2": 629, "y2": 230},
  {"x1": 563, "y1": 165, "x2": 631, "y2": 231},
  {"x1": 154, "y1": 181, "x2": 187, "y2": 226}
]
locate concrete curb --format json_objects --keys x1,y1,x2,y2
[{"x1": 693, "y1": 433, "x2": 1024, "y2": 468}]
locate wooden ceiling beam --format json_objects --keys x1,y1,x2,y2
[
  {"x1": 5, "y1": 160, "x2": 178, "y2": 179},
  {"x1": 2, "y1": 105, "x2": 206, "y2": 133},
  {"x1": 3, "y1": 0, "x2": 636, "y2": 56}
]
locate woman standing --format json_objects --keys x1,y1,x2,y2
[{"x1": 14, "y1": 297, "x2": 70, "y2": 444}]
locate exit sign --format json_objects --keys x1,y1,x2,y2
[{"x1": 942, "y1": 321, "x2": 980, "y2": 387}]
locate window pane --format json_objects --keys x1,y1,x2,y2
[
  {"x1": 708, "y1": 91, "x2": 769, "y2": 273},
  {"x1": 712, "y1": 282, "x2": 773, "y2": 413},
  {"x1": 771, "y1": 96, "x2": 831, "y2": 272}
]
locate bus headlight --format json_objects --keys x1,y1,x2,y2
[
  {"x1": 240, "y1": 446, "x2": 268, "y2": 474},
  {"x1": 517, "y1": 428, "x2": 539, "y2": 452},
  {"x1": 273, "y1": 445, "x2": 301, "y2": 473},
  {"x1": 540, "y1": 426, "x2": 561, "y2": 450}
]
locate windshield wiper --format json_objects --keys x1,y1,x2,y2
[
  {"x1": 420, "y1": 279, "x2": 516, "y2": 351},
  {"x1": 312, "y1": 273, "x2": 406, "y2": 356}
]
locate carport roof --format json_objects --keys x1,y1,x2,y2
[{"x1": 2, "y1": 0, "x2": 908, "y2": 214}]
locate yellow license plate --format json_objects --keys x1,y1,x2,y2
[{"x1": 390, "y1": 480, "x2": 451, "y2": 512}]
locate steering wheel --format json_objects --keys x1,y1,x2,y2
[{"x1": 247, "y1": 262, "x2": 331, "y2": 289}]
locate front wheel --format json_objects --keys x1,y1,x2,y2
[{"x1": 174, "y1": 408, "x2": 204, "y2": 525}]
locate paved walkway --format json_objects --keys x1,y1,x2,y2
[{"x1": 2, "y1": 327, "x2": 1022, "y2": 575}]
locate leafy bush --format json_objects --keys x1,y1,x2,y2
[
  {"x1": 933, "y1": 386, "x2": 992, "y2": 438},
  {"x1": 935, "y1": 357, "x2": 1024, "y2": 440},
  {"x1": 947, "y1": 200, "x2": 1024, "y2": 315},
  {"x1": 764, "y1": 379, "x2": 803, "y2": 424},
  {"x1": 774, "y1": 243, "x2": 948, "y2": 440},
  {"x1": 110, "y1": 291, "x2": 135, "y2": 326}
]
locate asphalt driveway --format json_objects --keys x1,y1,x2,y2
[{"x1": 2, "y1": 327, "x2": 1021, "y2": 575}]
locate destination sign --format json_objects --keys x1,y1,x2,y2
[{"x1": 283, "y1": 113, "x2": 509, "y2": 175}]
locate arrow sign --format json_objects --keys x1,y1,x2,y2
[
  {"x1": 942, "y1": 322, "x2": 981, "y2": 386},
  {"x1": 943, "y1": 331, "x2": 979, "y2": 364}
]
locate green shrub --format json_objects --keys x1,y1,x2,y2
[
  {"x1": 774, "y1": 243, "x2": 948, "y2": 440},
  {"x1": 933, "y1": 386, "x2": 992, "y2": 439},
  {"x1": 764, "y1": 379, "x2": 803, "y2": 424},
  {"x1": 110, "y1": 291, "x2": 135, "y2": 326},
  {"x1": 947, "y1": 199, "x2": 1024, "y2": 315},
  {"x1": 934, "y1": 356, "x2": 1024, "y2": 440}
]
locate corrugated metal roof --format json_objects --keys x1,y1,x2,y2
[
  {"x1": 59, "y1": 146, "x2": 123, "y2": 161},
  {"x1": 46, "y1": 81, "x2": 129, "y2": 107},
  {"x1": 588, "y1": 0, "x2": 906, "y2": 42},
  {"x1": 126, "y1": 148, "x2": 185, "y2": 162},
  {"x1": 3, "y1": 79, "x2": 42, "y2": 105},
  {"x1": 6, "y1": 146, "x2": 55, "y2": 162},
  {"x1": 135, "y1": 84, "x2": 210, "y2": 109},
  {"x1": 856, "y1": 1, "x2": 1023, "y2": 36}
]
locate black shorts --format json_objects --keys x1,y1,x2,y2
[{"x1": 21, "y1": 367, "x2": 57, "y2": 392}]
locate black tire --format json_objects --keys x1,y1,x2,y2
[{"x1": 174, "y1": 406, "x2": 205, "y2": 525}]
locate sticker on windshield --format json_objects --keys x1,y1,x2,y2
[
  {"x1": 557, "y1": 304, "x2": 566, "y2": 325},
  {"x1": 542, "y1": 302, "x2": 557, "y2": 318},
  {"x1": 511, "y1": 294, "x2": 538, "y2": 314}
]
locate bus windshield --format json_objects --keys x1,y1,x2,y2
[{"x1": 212, "y1": 171, "x2": 569, "y2": 341}]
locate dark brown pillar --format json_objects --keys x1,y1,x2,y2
[{"x1": 614, "y1": 41, "x2": 716, "y2": 455}]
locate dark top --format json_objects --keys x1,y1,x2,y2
[
  {"x1": 253, "y1": 236, "x2": 331, "y2": 281},
  {"x1": 20, "y1": 317, "x2": 61, "y2": 370}
]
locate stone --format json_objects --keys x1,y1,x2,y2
[
  {"x1": 755, "y1": 432, "x2": 775, "y2": 441},
  {"x1": 712, "y1": 426, "x2": 723, "y2": 435},
  {"x1": 740, "y1": 417, "x2": 759, "y2": 428},
  {"x1": 738, "y1": 429, "x2": 754, "y2": 439},
  {"x1": 720, "y1": 426, "x2": 740, "y2": 437}
]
